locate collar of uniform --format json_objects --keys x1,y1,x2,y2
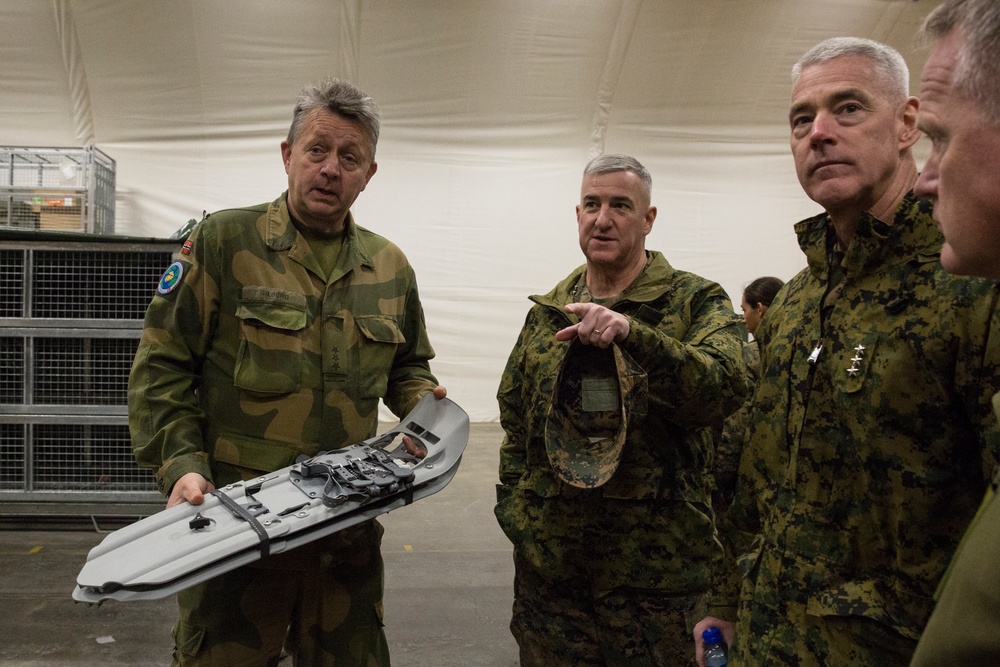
[
  {"x1": 530, "y1": 250, "x2": 676, "y2": 310},
  {"x1": 263, "y1": 192, "x2": 375, "y2": 271},
  {"x1": 264, "y1": 192, "x2": 297, "y2": 251},
  {"x1": 794, "y1": 191, "x2": 940, "y2": 280}
]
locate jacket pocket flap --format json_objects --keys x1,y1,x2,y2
[
  {"x1": 356, "y1": 315, "x2": 405, "y2": 344},
  {"x1": 806, "y1": 579, "x2": 931, "y2": 641},
  {"x1": 236, "y1": 289, "x2": 308, "y2": 331}
]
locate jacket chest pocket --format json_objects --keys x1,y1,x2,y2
[
  {"x1": 354, "y1": 315, "x2": 405, "y2": 398},
  {"x1": 834, "y1": 330, "x2": 946, "y2": 404},
  {"x1": 836, "y1": 333, "x2": 879, "y2": 394},
  {"x1": 233, "y1": 290, "x2": 308, "y2": 395}
]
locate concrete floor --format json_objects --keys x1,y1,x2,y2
[{"x1": 0, "y1": 423, "x2": 519, "y2": 667}]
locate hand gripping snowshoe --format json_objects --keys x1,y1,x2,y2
[{"x1": 72, "y1": 394, "x2": 469, "y2": 604}]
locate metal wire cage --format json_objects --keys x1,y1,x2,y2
[
  {"x1": 0, "y1": 146, "x2": 116, "y2": 234},
  {"x1": 0, "y1": 234, "x2": 179, "y2": 517},
  {"x1": 0, "y1": 420, "x2": 154, "y2": 494}
]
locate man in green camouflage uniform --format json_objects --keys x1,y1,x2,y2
[
  {"x1": 495, "y1": 154, "x2": 746, "y2": 666},
  {"x1": 129, "y1": 78, "x2": 443, "y2": 667},
  {"x1": 694, "y1": 38, "x2": 1000, "y2": 666},
  {"x1": 909, "y1": 1, "x2": 1000, "y2": 663}
]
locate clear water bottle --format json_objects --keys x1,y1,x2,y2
[{"x1": 702, "y1": 626, "x2": 729, "y2": 667}]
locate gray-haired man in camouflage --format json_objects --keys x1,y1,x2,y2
[
  {"x1": 695, "y1": 37, "x2": 1000, "y2": 666},
  {"x1": 495, "y1": 154, "x2": 747, "y2": 666},
  {"x1": 129, "y1": 77, "x2": 445, "y2": 666}
]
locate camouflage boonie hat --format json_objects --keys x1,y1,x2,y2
[{"x1": 544, "y1": 341, "x2": 646, "y2": 488}]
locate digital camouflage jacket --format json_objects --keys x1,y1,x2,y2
[
  {"x1": 713, "y1": 340, "x2": 760, "y2": 515},
  {"x1": 495, "y1": 251, "x2": 746, "y2": 595},
  {"x1": 725, "y1": 193, "x2": 1000, "y2": 660},
  {"x1": 129, "y1": 193, "x2": 438, "y2": 497}
]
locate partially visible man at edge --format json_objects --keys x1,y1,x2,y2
[
  {"x1": 910, "y1": 1, "x2": 1000, "y2": 663},
  {"x1": 129, "y1": 77, "x2": 445, "y2": 666},
  {"x1": 695, "y1": 37, "x2": 1000, "y2": 666}
]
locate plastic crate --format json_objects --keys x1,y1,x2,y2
[{"x1": 0, "y1": 146, "x2": 116, "y2": 234}]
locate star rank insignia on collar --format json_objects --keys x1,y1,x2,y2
[{"x1": 846, "y1": 344, "x2": 866, "y2": 376}]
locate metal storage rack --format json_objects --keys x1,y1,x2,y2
[
  {"x1": 0, "y1": 230, "x2": 180, "y2": 520},
  {"x1": 0, "y1": 145, "x2": 116, "y2": 234}
]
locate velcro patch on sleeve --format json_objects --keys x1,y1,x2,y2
[{"x1": 157, "y1": 261, "x2": 185, "y2": 295}]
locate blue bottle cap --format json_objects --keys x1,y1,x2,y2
[{"x1": 702, "y1": 626, "x2": 722, "y2": 645}]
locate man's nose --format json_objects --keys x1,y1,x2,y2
[
  {"x1": 595, "y1": 204, "x2": 614, "y2": 226},
  {"x1": 320, "y1": 156, "x2": 340, "y2": 178},
  {"x1": 809, "y1": 111, "x2": 836, "y2": 144}
]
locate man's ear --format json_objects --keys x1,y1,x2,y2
[
  {"x1": 644, "y1": 206, "x2": 657, "y2": 235},
  {"x1": 899, "y1": 96, "x2": 921, "y2": 150},
  {"x1": 280, "y1": 141, "x2": 292, "y2": 174},
  {"x1": 362, "y1": 160, "x2": 378, "y2": 189}
]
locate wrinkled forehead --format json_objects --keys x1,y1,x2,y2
[
  {"x1": 919, "y1": 31, "x2": 961, "y2": 100},
  {"x1": 298, "y1": 109, "x2": 374, "y2": 153}
]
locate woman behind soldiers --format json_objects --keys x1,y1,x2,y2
[
  {"x1": 714, "y1": 276, "x2": 785, "y2": 513},
  {"x1": 740, "y1": 277, "x2": 785, "y2": 341}
]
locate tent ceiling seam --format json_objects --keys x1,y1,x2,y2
[
  {"x1": 339, "y1": 0, "x2": 362, "y2": 83},
  {"x1": 51, "y1": 0, "x2": 96, "y2": 146},
  {"x1": 588, "y1": 0, "x2": 643, "y2": 158},
  {"x1": 870, "y1": 4, "x2": 905, "y2": 58}
]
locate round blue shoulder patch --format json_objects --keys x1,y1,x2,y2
[{"x1": 157, "y1": 261, "x2": 184, "y2": 295}]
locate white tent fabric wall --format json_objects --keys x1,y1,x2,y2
[{"x1": 0, "y1": 0, "x2": 940, "y2": 421}]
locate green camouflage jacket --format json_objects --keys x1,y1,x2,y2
[
  {"x1": 725, "y1": 193, "x2": 1000, "y2": 653},
  {"x1": 129, "y1": 193, "x2": 438, "y2": 496},
  {"x1": 910, "y1": 395, "x2": 1000, "y2": 665},
  {"x1": 496, "y1": 251, "x2": 746, "y2": 593}
]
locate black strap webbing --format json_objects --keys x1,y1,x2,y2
[{"x1": 210, "y1": 489, "x2": 271, "y2": 558}]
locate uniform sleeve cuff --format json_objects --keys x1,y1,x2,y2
[{"x1": 155, "y1": 451, "x2": 213, "y2": 498}]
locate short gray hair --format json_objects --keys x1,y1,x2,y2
[
  {"x1": 792, "y1": 37, "x2": 910, "y2": 103},
  {"x1": 583, "y1": 154, "x2": 652, "y2": 200},
  {"x1": 287, "y1": 77, "x2": 381, "y2": 158},
  {"x1": 922, "y1": 0, "x2": 1000, "y2": 127}
]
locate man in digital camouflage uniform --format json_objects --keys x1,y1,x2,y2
[
  {"x1": 495, "y1": 154, "x2": 747, "y2": 666},
  {"x1": 910, "y1": 1, "x2": 1000, "y2": 663},
  {"x1": 693, "y1": 38, "x2": 1000, "y2": 666},
  {"x1": 129, "y1": 77, "x2": 444, "y2": 667}
]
